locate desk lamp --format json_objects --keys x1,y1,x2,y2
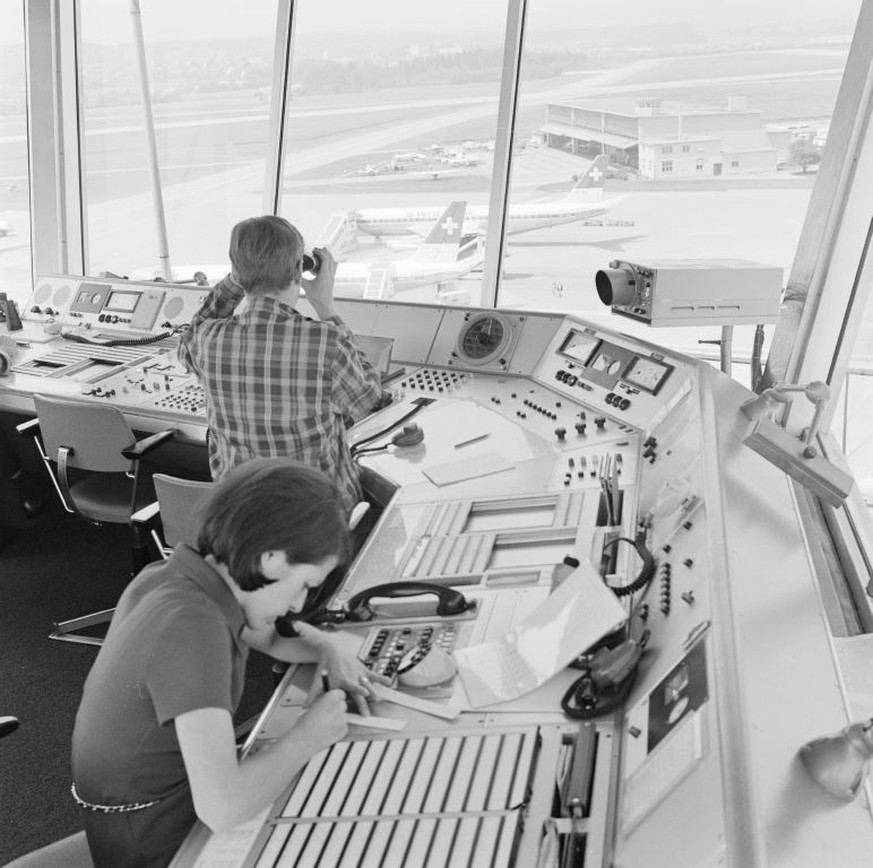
[{"x1": 740, "y1": 381, "x2": 854, "y2": 507}]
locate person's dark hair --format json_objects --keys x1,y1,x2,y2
[
  {"x1": 196, "y1": 458, "x2": 349, "y2": 591},
  {"x1": 228, "y1": 215, "x2": 304, "y2": 295}
]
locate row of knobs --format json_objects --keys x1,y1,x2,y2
[{"x1": 555, "y1": 414, "x2": 606, "y2": 440}]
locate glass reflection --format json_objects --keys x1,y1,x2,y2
[
  {"x1": 80, "y1": 0, "x2": 278, "y2": 279},
  {"x1": 0, "y1": 3, "x2": 31, "y2": 306},
  {"x1": 279, "y1": 0, "x2": 508, "y2": 306},
  {"x1": 509, "y1": 0, "x2": 861, "y2": 371}
]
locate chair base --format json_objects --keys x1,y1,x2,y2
[{"x1": 50, "y1": 608, "x2": 114, "y2": 646}]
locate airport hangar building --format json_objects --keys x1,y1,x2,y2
[{"x1": 540, "y1": 95, "x2": 792, "y2": 179}]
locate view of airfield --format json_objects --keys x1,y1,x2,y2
[{"x1": 2, "y1": 0, "x2": 873, "y2": 481}]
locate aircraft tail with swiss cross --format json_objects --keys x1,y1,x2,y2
[
  {"x1": 565, "y1": 155, "x2": 609, "y2": 202},
  {"x1": 408, "y1": 201, "x2": 468, "y2": 264}
]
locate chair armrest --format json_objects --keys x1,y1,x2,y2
[
  {"x1": 131, "y1": 501, "x2": 161, "y2": 525},
  {"x1": 349, "y1": 501, "x2": 371, "y2": 531},
  {"x1": 122, "y1": 428, "x2": 177, "y2": 460},
  {"x1": 15, "y1": 417, "x2": 40, "y2": 438}
]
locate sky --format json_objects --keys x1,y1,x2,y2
[{"x1": 0, "y1": 0, "x2": 865, "y2": 45}]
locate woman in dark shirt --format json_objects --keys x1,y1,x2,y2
[{"x1": 72, "y1": 458, "x2": 380, "y2": 868}]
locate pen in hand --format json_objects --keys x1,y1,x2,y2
[{"x1": 320, "y1": 668, "x2": 370, "y2": 716}]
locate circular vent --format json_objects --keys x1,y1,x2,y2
[
  {"x1": 33, "y1": 283, "x2": 52, "y2": 305},
  {"x1": 53, "y1": 284, "x2": 71, "y2": 306},
  {"x1": 456, "y1": 312, "x2": 511, "y2": 366},
  {"x1": 163, "y1": 295, "x2": 185, "y2": 321}
]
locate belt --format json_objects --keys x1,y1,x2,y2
[{"x1": 71, "y1": 782, "x2": 160, "y2": 814}]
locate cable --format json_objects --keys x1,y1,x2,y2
[
  {"x1": 62, "y1": 326, "x2": 185, "y2": 348},
  {"x1": 561, "y1": 665, "x2": 638, "y2": 719},
  {"x1": 350, "y1": 400, "x2": 430, "y2": 457},
  {"x1": 602, "y1": 531, "x2": 656, "y2": 598},
  {"x1": 561, "y1": 625, "x2": 651, "y2": 720},
  {"x1": 751, "y1": 323, "x2": 766, "y2": 392},
  {"x1": 351, "y1": 445, "x2": 390, "y2": 457}
]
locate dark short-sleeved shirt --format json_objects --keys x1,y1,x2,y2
[
  {"x1": 177, "y1": 276, "x2": 382, "y2": 515},
  {"x1": 71, "y1": 545, "x2": 248, "y2": 868}
]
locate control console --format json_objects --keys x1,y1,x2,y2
[
  {"x1": 535, "y1": 323, "x2": 692, "y2": 433},
  {"x1": 78, "y1": 356, "x2": 207, "y2": 419},
  {"x1": 23, "y1": 274, "x2": 208, "y2": 343}
]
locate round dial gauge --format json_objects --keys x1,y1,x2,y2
[
  {"x1": 607, "y1": 359, "x2": 622, "y2": 376},
  {"x1": 592, "y1": 354, "x2": 608, "y2": 372},
  {"x1": 91, "y1": 292, "x2": 102, "y2": 305},
  {"x1": 456, "y1": 313, "x2": 511, "y2": 366}
]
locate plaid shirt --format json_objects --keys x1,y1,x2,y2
[{"x1": 177, "y1": 276, "x2": 382, "y2": 515}]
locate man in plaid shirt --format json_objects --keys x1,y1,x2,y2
[{"x1": 178, "y1": 216, "x2": 383, "y2": 517}]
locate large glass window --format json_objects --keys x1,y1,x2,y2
[
  {"x1": 836, "y1": 282, "x2": 873, "y2": 497},
  {"x1": 0, "y1": 2, "x2": 31, "y2": 307},
  {"x1": 80, "y1": 0, "x2": 279, "y2": 280},
  {"x1": 279, "y1": 0, "x2": 508, "y2": 305},
  {"x1": 504, "y1": 0, "x2": 862, "y2": 383}
]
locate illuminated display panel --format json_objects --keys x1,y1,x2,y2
[
  {"x1": 104, "y1": 291, "x2": 139, "y2": 313},
  {"x1": 558, "y1": 329, "x2": 601, "y2": 366},
  {"x1": 623, "y1": 355, "x2": 674, "y2": 395}
]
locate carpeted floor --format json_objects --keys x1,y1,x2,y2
[{"x1": 0, "y1": 501, "x2": 276, "y2": 865}]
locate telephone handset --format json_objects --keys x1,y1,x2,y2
[
  {"x1": 345, "y1": 581, "x2": 470, "y2": 622},
  {"x1": 274, "y1": 578, "x2": 471, "y2": 637}
]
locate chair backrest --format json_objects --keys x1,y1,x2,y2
[
  {"x1": 153, "y1": 474, "x2": 213, "y2": 549},
  {"x1": 34, "y1": 394, "x2": 135, "y2": 473}
]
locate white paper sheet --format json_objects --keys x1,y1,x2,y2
[
  {"x1": 453, "y1": 561, "x2": 627, "y2": 707},
  {"x1": 422, "y1": 452, "x2": 514, "y2": 486}
]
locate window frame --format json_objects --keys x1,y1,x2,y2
[
  {"x1": 20, "y1": 0, "x2": 873, "y2": 621},
  {"x1": 25, "y1": 0, "x2": 85, "y2": 278}
]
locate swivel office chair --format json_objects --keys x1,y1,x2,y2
[
  {"x1": 132, "y1": 472, "x2": 213, "y2": 558},
  {"x1": 133, "y1": 477, "x2": 370, "y2": 560},
  {"x1": 17, "y1": 394, "x2": 175, "y2": 645}
]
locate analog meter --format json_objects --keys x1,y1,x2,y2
[{"x1": 456, "y1": 312, "x2": 512, "y2": 366}]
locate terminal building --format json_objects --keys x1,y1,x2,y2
[{"x1": 2, "y1": 3, "x2": 873, "y2": 868}]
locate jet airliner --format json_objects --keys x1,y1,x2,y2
[
  {"x1": 351, "y1": 155, "x2": 626, "y2": 239},
  {"x1": 333, "y1": 200, "x2": 482, "y2": 299},
  {"x1": 134, "y1": 203, "x2": 478, "y2": 301}
]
